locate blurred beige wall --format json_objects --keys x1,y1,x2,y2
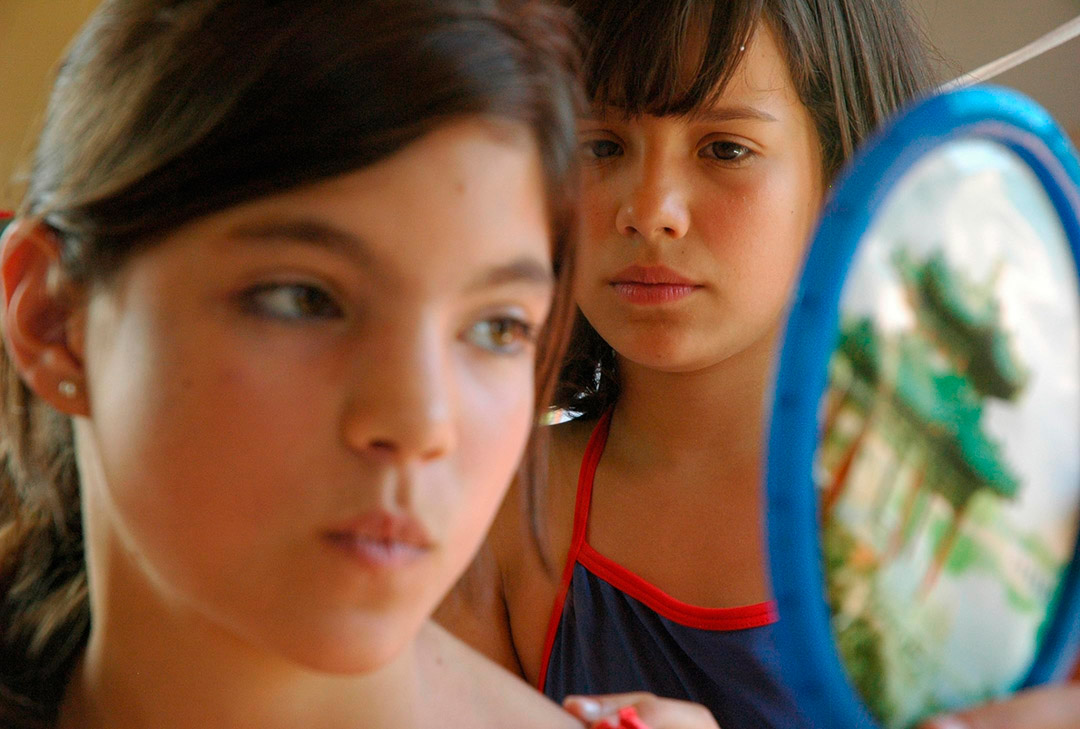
[
  {"x1": 0, "y1": 0, "x2": 100, "y2": 209},
  {"x1": 915, "y1": 0, "x2": 1080, "y2": 148}
]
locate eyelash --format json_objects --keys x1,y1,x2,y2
[
  {"x1": 579, "y1": 137, "x2": 755, "y2": 167},
  {"x1": 240, "y1": 282, "x2": 538, "y2": 356},
  {"x1": 240, "y1": 282, "x2": 344, "y2": 321},
  {"x1": 462, "y1": 316, "x2": 537, "y2": 356},
  {"x1": 580, "y1": 137, "x2": 623, "y2": 163},
  {"x1": 699, "y1": 140, "x2": 754, "y2": 165}
]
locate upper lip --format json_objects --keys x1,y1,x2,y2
[
  {"x1": 323, "y1": 511, "x2": 434, "y2": 550},
  {"x1": 610, "y1": 265, "x2": 699, "y2": 286}
]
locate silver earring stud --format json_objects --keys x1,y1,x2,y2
[{"x1": 58, "y1": 380, "x2": 77, "y2": 398}]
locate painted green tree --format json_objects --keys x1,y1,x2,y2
[{"x1": 822, "y1": 249, "x2": 1027, "y2": 593}]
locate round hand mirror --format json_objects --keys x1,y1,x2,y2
[{"x1": 767, "y1": 86, "x2": 1080, "y2": 729}]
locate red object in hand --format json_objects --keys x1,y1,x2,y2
[{"x1": 615, "y1": 706, "x2": 651, "y2": 729}]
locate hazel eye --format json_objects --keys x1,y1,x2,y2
[
  {"x1": 700, "y1": 140, "x2": 753, "y2": 163},
  {"x1": 463, "y1": 317, "x2": 536, "y2": 355},
  {"x1": 241, "y1": 282, "x2": 343, "y2": 321},
  {"x1": 580, "y1": 138, "x2": 623, "y2": 160}
]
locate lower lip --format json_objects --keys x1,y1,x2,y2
[
  {"x1": 611, "y1": 282, "x2": 699, "y2": 304},
  {"x1": 324, "y1": 534, "x2": 428, "y2": 570}
]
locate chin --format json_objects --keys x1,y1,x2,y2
[
  {"x1": 257, "y1": 608, "x2": 427, "y2": 675},
  {"x1": 615, "y1": 331, "x2": 702, "y2": 369}
]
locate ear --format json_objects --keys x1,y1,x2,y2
[{"x1": 1, "y1": 220, "x2": 90, "y2": 416}]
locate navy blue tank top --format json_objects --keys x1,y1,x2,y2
[{"x1": 538, "y1": 411, "x2": 807, "y2": 728}]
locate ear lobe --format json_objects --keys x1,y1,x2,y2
[{"x1": 1, "y1": 220, "x2": 90, "y2": 416}]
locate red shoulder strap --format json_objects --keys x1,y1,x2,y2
[{"x1": 535, "y1": 410, "x2": 612, "y2": 692}]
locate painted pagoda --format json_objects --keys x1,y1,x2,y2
[{"x1": 820, "y1": 248, "x2": 1028, "y2": 594}]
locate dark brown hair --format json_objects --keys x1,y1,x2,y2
[
  {"x1": 0, "y1": 1, "x2": 581, "y2": 725},
  {"x1": 553, "y1": 0, "x2": 939, "y2": 418}
]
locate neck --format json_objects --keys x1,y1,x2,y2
[
  {"x1": 60, "y1": 532, "x2": 424, "y2": 729},
  {"x1": 610, "y1": 328, "x2": 779, "y2": 481}
]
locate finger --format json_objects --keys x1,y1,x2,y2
[
  {"x1": 919, "y1": 684, "x2": 1080, "y2": 729},
  {"x1": 563, "y1": 693, "x2": 656, "y2": 722},
  {"x1": 630, "y1": 697, "x2": 719, "y2": 729}
]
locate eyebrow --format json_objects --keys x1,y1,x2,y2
[
  {"x1": 467, "y1": 258, "x2": 554, "y2": 291},
  {"x1": 226, "y1": 219, "x2": 376, "y2": 265},
  {"x1": 226, "y1": 218, "x2": 553, "y2": 291},
  {"x1": 582, "y1": 104, "x2": 778, "y2": 124},
  {"x1": 688, "y1": 105, "x2": 778, "y2": 123}
]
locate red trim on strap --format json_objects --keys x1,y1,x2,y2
[
  {"x1": 535, "y1": 409, "x2": 777, "y2": 690},
  {"x1": 0, "y1": 211, "x2": 13, "y2": 220},
  {"x1": 535, "y1": 410, "x2": 613, "y2": 692},
  {"x1": 577, "y1": 543, "x2": 778, "y2": 631}
]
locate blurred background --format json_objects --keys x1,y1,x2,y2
[{"x1": 1, "y1": 0, "x2": 1077, "y2": 210}]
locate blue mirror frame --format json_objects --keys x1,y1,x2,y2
[{"x1": 765, "y1": 85, "x2": 1080, "y2": 728}]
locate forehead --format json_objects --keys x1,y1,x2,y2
[
  {"x1": 317, "y1": 121, "x2": 551, "y2": 281},
  {"x1": 186, "y1": 120, "x2": 553, "y2": 292},
  {"x1": 717, "y1": 24, "x2": 802, "y2": 111}
]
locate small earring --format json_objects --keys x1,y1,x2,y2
[{"x1": 58, "y1": 380, "x2": 77, "y2": 398}]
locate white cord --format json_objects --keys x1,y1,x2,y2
[{"x1": 940, "y1": 14, "x2": 1080, "y2": 91}]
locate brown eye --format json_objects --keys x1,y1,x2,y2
[
  {"x1": 580, "y1": 138, "x2": 622, "y2": 160},
  {"x1": 242, "y1": 283, "x2": 343, "y2": 321},
  {"x1": 464, "y1": 317, "x2": 536, "y2": 355},
  {"x1": 700, "y1": 141, "x2": 752, "y2": 162}
]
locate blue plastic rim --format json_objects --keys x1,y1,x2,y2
[{"x1": 765, "y1": 85, "x2": 1080, "y2": 729}]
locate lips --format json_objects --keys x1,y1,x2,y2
[
  {"x1": 611, "y1": 265, "x2": 697, "y2": 286},
  {"x1": 609, "y1": 264, "x2": 702, "y2": 304},
  {"x1": 323, "y1": 511, "x2": 433, "y2": 569}
]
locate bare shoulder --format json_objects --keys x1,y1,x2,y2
[
  {"x1": 434, "y1": 537, "x2": 522, "y2": 674},
  {"x1": 490, "y1": 416, "x2": 596, "y2": 572},
  {"x1": 434, "y1": 417, "x2": 600, "y2": 680},
  {"x1": 483, "y1": 416, "x2": 598, "y2": 684},
  {"x1": 548, "y1": 415, "x2": 596, "y2": 467},
  {"x1": 418, "y1": 622, "x2": 581, "y2": 729},
  {"x1": 542, "y1": 415, "x2": 597, "y2": 548}
]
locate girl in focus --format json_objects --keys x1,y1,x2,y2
[
  {"x1": 439, "y1": 0, "x2": 924, "y2": 726},
  {"x1": 443, "y1": 2, "x2": 1080, "y2": 727},
  {"x1": 0, "y1": 1, "x2": 588, "y2": 727}
]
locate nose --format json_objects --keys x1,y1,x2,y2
[
  {"x1": 615, "y1": 163, "x2": 690, "y2": 241},
  {"x1": 341, "y1": 322, "x2": 456, "y2": 464}
]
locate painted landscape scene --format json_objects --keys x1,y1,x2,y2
[{"x1": 816, "y1": 140, "x2": 1080, "y2": 728}]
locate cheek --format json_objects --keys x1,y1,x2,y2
[
  {"x1": 699, "y1": 168, "x2": 819, "y2": 290},
  {"x1": 442, "y1": 361, "x2": 535, "y2": 553},
  {"x1": 579, "y1": 171, "x2": 618, "y2": 248},
  {"x1": 85, "y1": 311, "x2": 329, "y2": 579},
  {"x1": 573, "y1": 181, "x2": 615, "y2": 307}
]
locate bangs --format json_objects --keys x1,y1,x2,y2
[{"x1": 571, "y1": 0, "x2": 764, "y2": 116}]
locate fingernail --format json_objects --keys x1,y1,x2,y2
[{"x1": 564, "y1": 696, "x2": 601, "y2": 720}]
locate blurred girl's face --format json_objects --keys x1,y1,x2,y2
[
  {"x1": 574, "y1": 24, "x2": 824, "y2": 373},
  {"x1": 74, "y1": 119, "x2": 554, "y2": 672}
]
